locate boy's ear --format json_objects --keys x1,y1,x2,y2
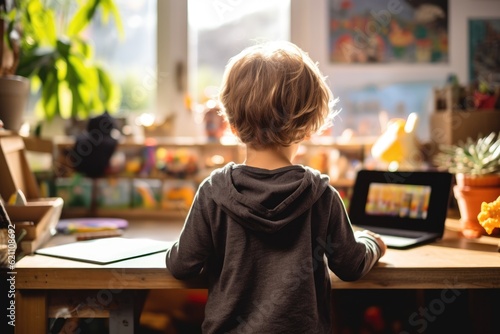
[{"x1": 230, "y1": 125, "x2": 238, "y2": 135}]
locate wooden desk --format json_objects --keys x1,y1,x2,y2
[{"x1": 13, "y1": 219, "x2": 500, "y2": 333}]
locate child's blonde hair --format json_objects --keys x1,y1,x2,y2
[{"x1": 219, "y1": 41, "x2": 336, "y2": 149}]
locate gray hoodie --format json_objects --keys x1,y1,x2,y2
[{"x1": 166, "y1": 162, "x2": 382, "y2": 334}]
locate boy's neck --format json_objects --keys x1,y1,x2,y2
[{"x1": 244, "y1": 144, "x2": 298, "y2": 170}]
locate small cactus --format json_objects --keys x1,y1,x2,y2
[{"x1": 434, "y1": 132, "x2": 500, "y2": 176}]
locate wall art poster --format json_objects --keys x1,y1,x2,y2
[
  {"x1": 329, "y1": 0, "x2": 449, "y2": 63},
  {"x1": 469, "y1": 19, "x2": 500, "y2": 85}
]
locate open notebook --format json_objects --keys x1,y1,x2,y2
[
  {"x1": 348, "y1": 170, "x2": 452, "y2": 249},
  {"x1": 35, "y1": 237, "x2": 173, "y2": 264}
]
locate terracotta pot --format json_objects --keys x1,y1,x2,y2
[
  {"x1": 0, "y1": 75, "x2": 30, "y2": 132},
  {"x1": 453, "y1": 184, "x2": 500, "y2": 239},
  {"x1": 455, "y1": 173, "x2": 500, "y2": 187}
]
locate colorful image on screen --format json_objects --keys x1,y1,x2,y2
[{"x1": 365, "y1": 183, "x2": 431, "y2": 219}]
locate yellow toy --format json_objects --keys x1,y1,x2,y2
[
  {"x1": 477, "y1": 196, "x2": 500, "y2": 235},
  {"x1": 371, "y1": 112, "x2": 422, "y2": 171},
  {"x1": 162, "y1": 184, "x2": 195, "y2": 210}
]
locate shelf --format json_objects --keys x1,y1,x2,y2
[
  {"x1": 30, "y1": 135, "x2": 374, "y2": 220},
  {"x1": 53, "y1": 135, "x2": 243, "y2": 149},
  {"x1": 61, "y1": 208, "x2": 188, "y2": 221}
]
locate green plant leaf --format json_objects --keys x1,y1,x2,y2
[
  {"x1": 36, "y1": 59, "x2": 54, "y2": 86},
  {"x1": 71, "y1": 37, "x2": 93, "y2": 59},
  {"x1": 66, "y1": 54, "x2": 92, "y2": 118},
  {"x1": 13, "y1": 0, "x2": 124, "y2": 121},
  {"x1": 5, "y1": 20, "x2": 15, "y2": 50},
  {"x1": 58, "y1": 81, "x2": 72, "y2": 119},
  {"x1": 16, "y1": 48, "x2": 55, "y2": 77},
  {"x1": 86, "y1": 67, "x2": 105, "y2": 115},
  {"x1": 56, "y1": 39, "x2": 71, "y2": 59},
  {"x1": 2, "y1": 7, "x2": 17, "y2": 21},
  {"x1": 25, "y1": 0, "x2": 57, "y2": 46},
  {"x1": 67, "y1": 0, "x2": 100, "y2": 37},
  {"x1": 434, "y1": 132, "x2": 500, "y2": 176},
  {"x1": 41, "y1": 67, "x2": 60, "y2": 120},
  {"x1": 30, "y1": 74, "x2": 41, "y2": 93},
  {"x1": 489, "y1": 138, "x2": 500, "y2": 156},
  {"x1": 67, "y1": 0, "x2": 124, "y2": 39},
  {"x1": 101, "y1": 0, "x2": 124, "y2": 39},
  {"x1": 96, "y1": 66, "x2": 121, "y2": 112}
]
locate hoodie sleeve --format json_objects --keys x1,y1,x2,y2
[
  {"x1": 165, "y1": 186, "x2": 213, "y2": 279},
  {"x1": 324, "y1": 189, "x2": 382, "y2": 281}
]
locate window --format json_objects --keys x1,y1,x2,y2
[
  {"x1": 28, "y1": 1, "x2": 289, "y2": 130},
  {"x1": 90, "y1": 0, "x2": 157, "y2": 114},
  {"x1": 187, "y1": 0, "x2": 291, "y2": 104}
]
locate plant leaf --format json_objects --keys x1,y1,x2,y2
[
  {"x1": 96, "y1": 66, "x2": 121, "y2": 112},
  {"x1": 41, "y1": 67, "x2": 60, "y2": 121},
  {"x1": 25, "y1": 0, "x2": 57, "y2": 46},
  {"x1": 67, "y1": 0, "x2": 100, "y2": 37},
  {"x1": 16, "y1": 50, "x2": 51, "y2": 77},
  {"x1": 101, "y1": 0, "x2": 124, "y2": 39},
  {"x1": 66, "y1": 55, "x2": 92, "y2": 118}
]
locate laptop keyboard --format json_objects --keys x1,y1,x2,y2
[
  {"x1": 355, "y1": 225, "x2": 431, "y2": 248},
  {"x1": 379, "y1": 234, "x2": 418, "y2": 248},
  {"x1": 357, "y1": 226, "x2": 424, "y2": 239}
]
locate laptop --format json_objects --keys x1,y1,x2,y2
[{"x1": 348, "y1": 170, "x2": 452, "y2": 249}]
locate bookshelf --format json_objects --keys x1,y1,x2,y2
[{"x1": 25, "y1": 136, "x2": 374, "y2": 220}]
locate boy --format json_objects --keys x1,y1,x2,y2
[{"x1": 166, "y1": 41, "x2": 386, "y2": 333}]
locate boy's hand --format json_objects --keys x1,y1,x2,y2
[{"x1": 363, "y1": 230, "x2": 387, "y2": 257}]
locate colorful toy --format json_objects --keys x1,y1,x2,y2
[
  {"x1": 158, "y1": 149, "x2": 199, "y2": 178},
  {"x1": 140, "y1": 144, "x2": 157, "y2": 177},
  {"x1": 162, "y1": 182, "x2": 195, "y2": 210},
  {"x1": 478, "y1": 196, "x2": 500, "y2": 235},
  {"x1": 133, "y1": 180, "x2": 160, "y2": 209},
  {"x1": 203, "y1": 104, "x2": 226, "y2": 142},
  {"x1": 371, "y1": 112, "x2": 421, "y2": 170}
]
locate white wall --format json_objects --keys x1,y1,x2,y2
[{"x1": 291, "y1": 0, "x2": 500, "y2": 89}]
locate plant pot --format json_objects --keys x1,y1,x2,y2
[
  {"x1": 455, "y1": 173, "x2": 500, "y2": 187},
  {"x1": 0, "y1": 75, "x2": 30, "y2": 132},
  {"x1": 453, "y1": 184, "x2": 500, "y2": 239}
]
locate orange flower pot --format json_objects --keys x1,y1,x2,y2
[
  {"x1": 455, "y1": 174, "x2": 500, "y2": 187},
  {"x1": 453, "y1": 184, "x2": 500, "y2": 239}
]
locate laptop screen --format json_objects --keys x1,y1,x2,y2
[
  {"x1": 365, "y1": 183, "x2": 431, "y2": 220},
  {"x1": 348, "y1": 170, "x2": 452, "y2": 235}
]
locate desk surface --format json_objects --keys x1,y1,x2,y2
[{"x1": 15, "y1": 219, "x2": 500, "y2": 290}]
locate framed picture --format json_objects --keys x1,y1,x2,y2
[
  {"x1": 328, "y1": 0, "x2": 449, "y2": 63},
  {"x1": 469, "y1": 19, "x2": 500, "y2": 85}
]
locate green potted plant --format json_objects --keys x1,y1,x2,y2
[
  {"x1": 1, "y1": 0, "x2": 123, "y2": 134},
  {"x1": 434, "y1": 131, "x2": 500, "y2": 238}
]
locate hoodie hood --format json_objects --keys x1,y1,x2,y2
[{"x1": 207, "y1": 162, "x2": 330, "y2": 233}]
